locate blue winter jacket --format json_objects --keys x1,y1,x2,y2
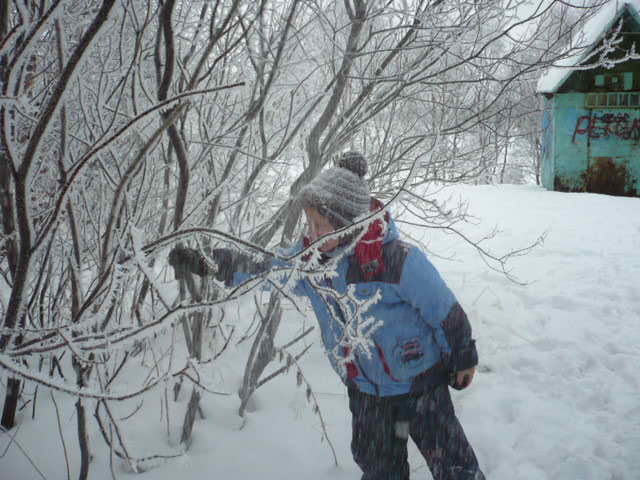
[{"x1": 211, "y1": 216, "x2": 478, "y2": 397}]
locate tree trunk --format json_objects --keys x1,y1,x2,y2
[
  {"x1": 0, "y1": 0, "x2": 19, "y2": 431},
  {"x1": 76, "y1": 397, "x2": 90, "y2": 480},
  {"x1": 238, "y1": 294, "x2": 281, "y2": 417},
  {"x1": 180, "y1": 387, "x2": 201, "y2": 447},
  {"x1": 0, "y1": 107, "x2": 20, "y2": 429},
  {"x1": 0, "y1": 379, "x2": 20, "y2": 429},
  {"x1": 176, "y1": 274, "x2": 206, "y2": 447}
]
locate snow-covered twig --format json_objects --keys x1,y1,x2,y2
[
  {"x1": 255, "y1": 343, "x2": 313, "y2": 389},
  {"x1": 50, "y1": 391, "x2": 71, "y2": 480},
  {"x1": 0, "y1": 425, "x2": 48, "y2": 480},
  {"x1": 278, "y1": 349, "x2": 339, "y2": 467},
  {"x1": 92, "y1": 401, "x2": 183, "y2": 468}
]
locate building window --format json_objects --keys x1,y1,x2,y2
[
  {"x1": 593, "y1": 72, "x2": 632, "y2": 91},
  {"x1": 584, "y1": 92, "x2": 640, "y2": 108},
  {"x1": 620, "y1": 94, "x2": 629, "y2": 107},
  {"x1": 624, "y1": 72, "x2": 633, "y2": 91}
]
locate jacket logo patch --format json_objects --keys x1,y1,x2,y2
[{"x1": 394, "y1": 337, "x2": 424, "y2": 364}]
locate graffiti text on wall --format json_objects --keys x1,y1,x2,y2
[{"x1": 572, "y1": 113, "x2": 640, "y2": 142}]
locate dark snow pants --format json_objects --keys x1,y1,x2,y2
[{"x1": 348, "y1": 385, "x2": 485, "y2": 480}]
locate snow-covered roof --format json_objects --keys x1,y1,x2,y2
[{"x1": 537, "y1": 0, "x2": 640, "y2": 93}]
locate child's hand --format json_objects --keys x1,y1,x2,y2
[
  {"x1": 451, "y1": 367, "x2": 475, "y2": 390},
  {"x1": 168, "y1": 247, "x2": 211, "y2": 278}
]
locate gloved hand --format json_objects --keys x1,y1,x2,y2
[
  {"x1": 449, "y1": 366, "x2": 475, "y2": 390},
  {"x1": 168, "y1": 247, "x2": 210, "y2": 279}
]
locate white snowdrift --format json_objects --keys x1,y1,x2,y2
[{"x1": 2, "y1": 184, "x2": 640, "y2": 480}]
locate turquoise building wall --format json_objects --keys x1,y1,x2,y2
[
  {"x1": 539, "y1": 4, "x2": 640, "y2": 196},
  {"x1": 544, "y1": 93, "x2": 640, "y2": 193},
  {"x1": 541, "y1": 98, "x2": 555, "y2": 190}
]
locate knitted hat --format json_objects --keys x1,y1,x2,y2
[{"x1": 298, "y1": 151, "x2": 371, "y2": 228}]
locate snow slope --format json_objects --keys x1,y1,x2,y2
[{"x1": 2, "y1": 184, "x2": 640, "y2": 480}]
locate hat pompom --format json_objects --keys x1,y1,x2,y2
[{"x1": 338, "y1": 151, "x2": 367, "y2": 178}]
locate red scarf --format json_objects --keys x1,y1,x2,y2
[
  {"x1": 302, "y1": 198, "x2": 388, "y2": 280},
  {"x1": 354, "y1": 198, "x2": 387, "y2": 281}
]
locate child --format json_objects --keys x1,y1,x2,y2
[{"x1": 169, "y1": 152, "x2": 485, "y2": 480}]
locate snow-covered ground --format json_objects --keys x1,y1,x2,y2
[{"x1": 3, "y1": 184, "x2": 640, "y2": 479}]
